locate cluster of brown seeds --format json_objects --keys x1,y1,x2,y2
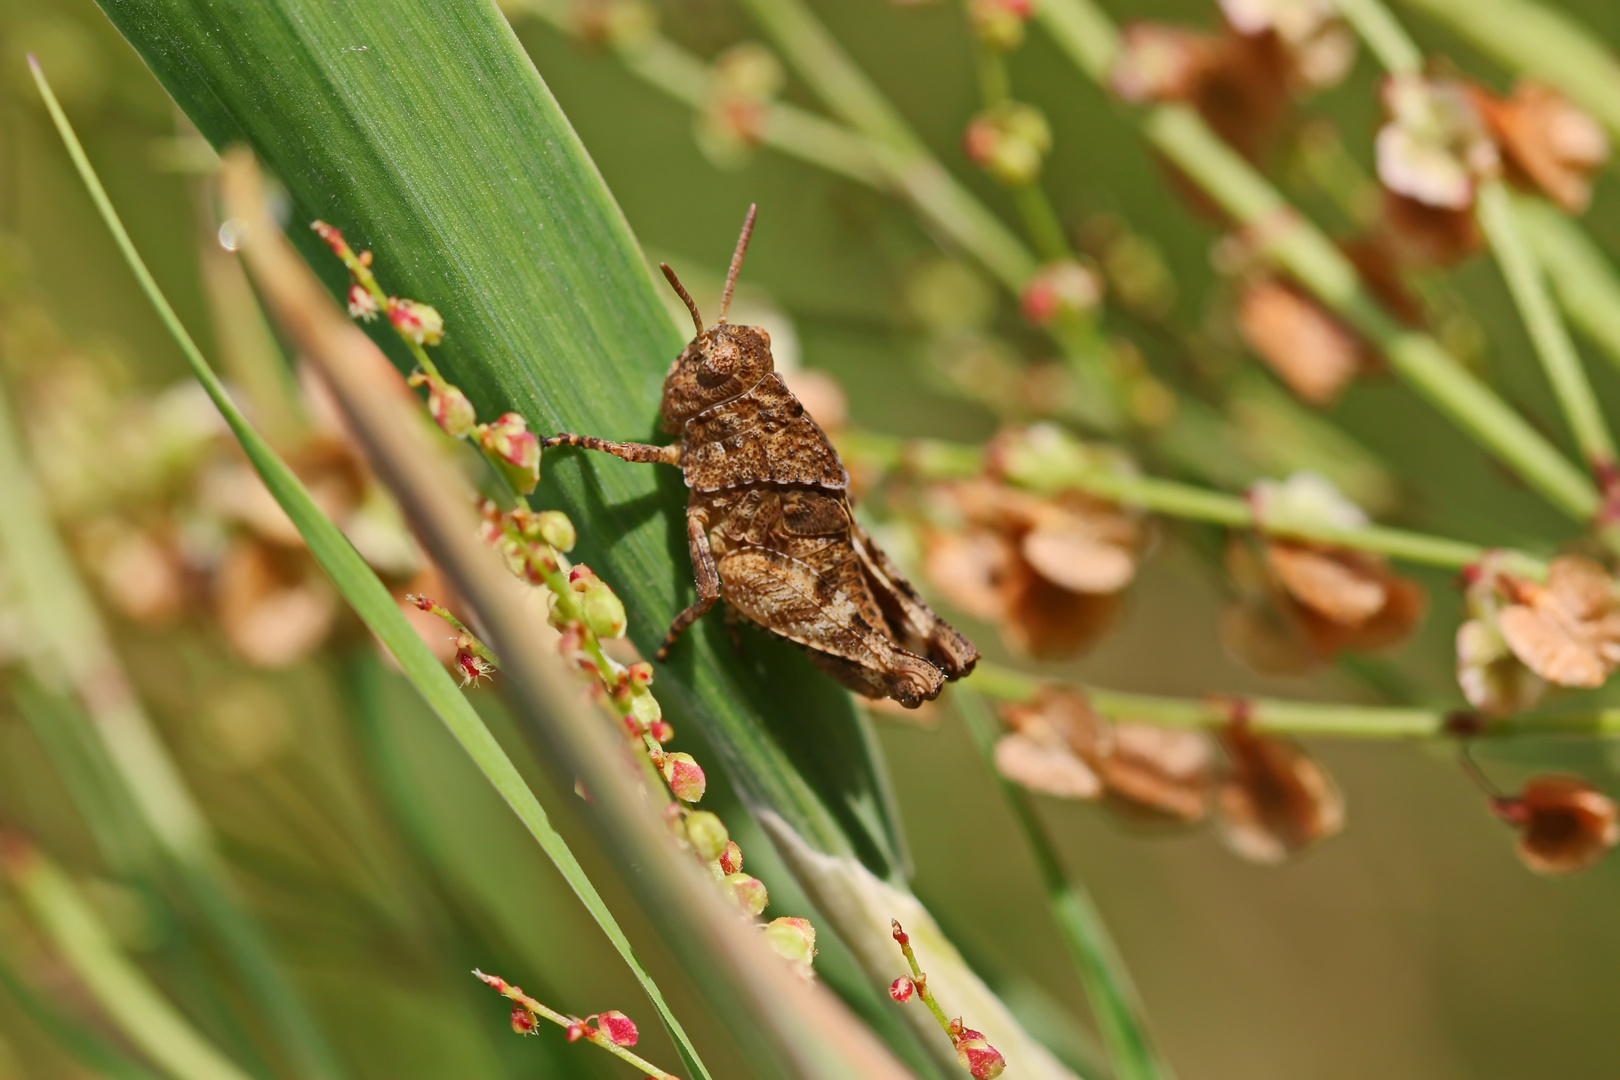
[
  {"x1": 923, "y1": 479, "x2": 1142, "y2": 659},
  {"x1": 995, "y1": 687, "x2": 1343, "y2": 863}
]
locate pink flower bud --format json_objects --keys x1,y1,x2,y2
[
  {"x1": 311, "y1": 220, "x2": 349, "y2": 258},
  {"x1": 963, "y1": 103, "x2": 1052, "y2": 186},
  {"x1": 628, "y1": 661, "x2": 654, "y2": 687},
  {"x1": 889, "y1": 977, "x2": 915, "y2": 1003},
  {"x1": 510, "y1": 1005, "x2": 537, "y2": 1035},
  {"x1": 473, "y1": 969, "x2": 510, "y2": 993},
  {"x1": 347, "y1": 283, "x2": 380, "y2": 321},
  {"x1": 406, "y1": 371, "x2": 477, "y2": 439},
  {"x1": 954, "y1": 1028, "x2": 1005, "y2": 1079},
  {"x1": 648, "y1": 719, "x2": 675, "y2": 744},
  {"x1": 969, "y1": 0, "x2": 1032, "y2": 50},
  {"x1": 596, "y1": 1011, "x2": 638, "y2": 1046},
  {"x1": 891, "y1": 919, "x2": 910, "y2": 947},
  {"x1": 762, "y1": 916, "x2": 817, "y2": 971},
  {"x1": 662, "y1": 752, "x2": 707, "y2": 803},
  {"x1": 386, "y1": 297, "x2": 445, "y2": 346},
  {"x1": 565, "y1": 1020, "x2": 588, "y2": 1042},
  {"x1": 725, "y1": 872, "x2": 769, "y2": 916},
  {"x1": 1020, "y1": 260, "x2": 1101, "y2": 325},
  {"x1": 685, "y1": 810, "x2": 730, "y2": 862},
  {"x1": 475, "y1": 413, "x2": 541, "y2": 495},
  {"x1": 581, "y1": 582, "x2": 628, "y2": 639},
  {"x1": 718, "y1": 840, "x2": 744, "y2": 875},
  {"x1": 455, "y1": 642, "x2": 494, "y2": 687}
]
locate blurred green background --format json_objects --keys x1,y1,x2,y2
[{"x1": 5, "y1": 0, "x2": 1620, "y2": 1077}]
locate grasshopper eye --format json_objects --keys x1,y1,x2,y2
[{"x1": 702, "y1": 337, "x2": 741, "y2": 381}]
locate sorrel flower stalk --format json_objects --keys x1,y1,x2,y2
[
  {"x1": 889, "y1": 920, "x2": 1005, "y2": 1078},
  {"x1": 474, "y1": 971, "x2": 680, "y2": 1080},
  {"x1": 316, "y1": 231, "x2": 804, "y2": 947}
]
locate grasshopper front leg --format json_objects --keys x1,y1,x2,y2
[{"x1": 542, "y1": 432, "x2": 681, "y2": 466}]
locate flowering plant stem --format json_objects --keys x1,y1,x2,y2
[
  {"x1": 1033, "y1": 0, "x2": 1602, "y2": 524},
  {"x1": 476, "y1": 972, "x2": 681, "y2": 1080},
  {"x1": 1517, "y1": 196, "x2": 1620, "y2": 381},
  {"x1": 955, "y1": 688, "x2": 1172, "y2": 1080},
  {"x1": 1332, "y1": 0, "x2": 1619, "y2": 478},
  {"x1": 33, "y1": 61, "x2": 713, "y2": 1080},
  {"x1": 967, "y1": 661, "x2": 1620, "y2": 739},
  {"x1": 841, "y1": 429, "x2": 1547, "y2": 574},
  {"x1": 733, "y1": 0, "x2": 1124, "y2": 428},
  {"x1": 1475, "y1": 177, "x2": 1616, "y2": 473}
]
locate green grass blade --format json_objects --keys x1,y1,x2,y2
[
  {"x1": 2, "y1": 845, "x2": 256, "y2": 1080},
  {"x1": 0, "y1": 951, "x2": 166, "y2": 1080},
  {"x1": 30, "y1": 59, "x2": 712, "y2": 1080},
  {"x1": 956, "y1": 688, "x2": 1174, "y2": 1080}
]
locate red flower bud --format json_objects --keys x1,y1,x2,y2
[
  {"x1": 568, "y1": 564, "x2": 601, "y2": 592},
  {"x1": 889, "y1": 977, "x2": 915, "y2": 1002},
  {"x1": 596, "y1": 1010, "x2": 638, "y2": 1046},
  {"x1": 725, "y1": 872, "x2": 769, "y2": 916},
  {"x1": 718, "y1": 839, "x2": 744, "y2": 875},
  {"x1": 510, "y1": 1005, "x2": 537, "y2": 1035},
  {"x1": 954, "y1": 1028, "x2": 1006, "y2": 1079},
  {"x1": 891, "y1": 919, "x2": 910, "y2": 947},
  {"x1": 476, "y1": 413, "x2": 541, "y2": 495},
  {"x1": 1020, "y1": 260, "x2": 1101, "y2": 325},
  {"x1": 455, "y1": 641, "x2": 495, "y2": 687},
  {"x1": 565, "y1": 1020, "x2": 588, "y2": 1042},
  {"x1": 648, "y1": 719, "x2": 675, "y2": 744},
  {"x1": 347, "y1": 283, "x2": 380, "y2": 321},
  {"x1": 662, "y1": 752, "x2": 707, "y2": 803},
  {"x1": 628, "y1": 661, "x2": 655, "y2": 687},
  {"x1": 406, "y1": 370, "x2": 477, "y2": 439},
  {"x1": 386, "y1": 296, "x2": 445, "y2": 346}
]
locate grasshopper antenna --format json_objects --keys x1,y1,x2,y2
[
  {"x1": 660, "y1": 263, "x2": 704, "y2": 336},
  {"x1": 717, "y1": 203, "x2": 757, "y2": 324}
]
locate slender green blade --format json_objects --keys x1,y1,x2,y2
[
  {"x1": 31, "y1": 60, "x2": 711, "y2": 1080},
  {"x1": 956, "y1": 688, "x2": 1174, "y2": 1080}
]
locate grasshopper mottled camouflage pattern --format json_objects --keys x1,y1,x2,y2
[{"x1": 543, "y1": 206, "x2": 978, "y2": 707}]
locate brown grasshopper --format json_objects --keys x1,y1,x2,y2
[{"x1": 543, "y1": 206, "x2": 978, "y2": 707}]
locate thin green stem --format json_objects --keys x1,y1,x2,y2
[
  {"x1": 1328, "y1": 0, "x2": 1618, "y2": 475},
  {"x1": 3, "y1": 844, "x2": 256, "y2": 1080},
  {"x1": 1028, "y1": 0, "x2": 1600, "y2": 519},
  {"x1": 36, "y1": 61, "x2": 713, "y2": 1080},
  {"x1": 969, "y1": 662, "x2": 1620, "y2": 739},
  {"x1": 477, "y1": 973, "x2": 681, "y2": 1080},
  {"x1": 893, "y1": 924, "x2": 957, "y2": 1038},
  {"x1": 956, "y1": 689, "x2": 1172, "y2": 1080},
  {"x1": 1332, "y1": 0, "x2": 1424, "y2": 74},
  {"x1": 842, "y1": 429, "x2": 1548, "y2": 573},
  {"x1": 1476, "y1": 177, "x2": 1615, "y2": 469},
  {"x1": 1517, "y1": 196, "x2": 1620, "y2": 378}
]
